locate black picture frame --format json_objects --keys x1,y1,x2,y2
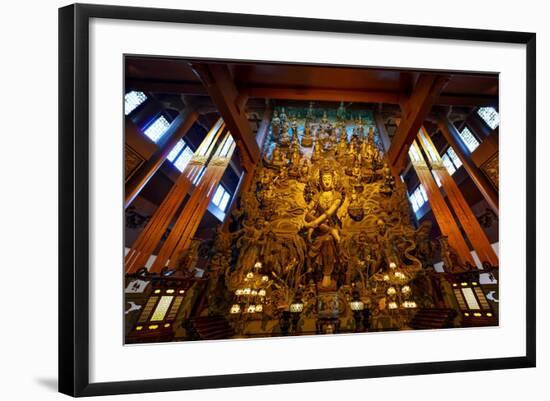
[{"x1": 59, "y1": 3, "x2": 536, "y2": 397}]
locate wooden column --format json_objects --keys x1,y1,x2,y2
[
  {"x1": 149, "y1": 130, "x2": 237, "y2": 272},
  {"x1": 374, "y1": 110, "x2": 391, "y2": 153},
  {"x1": 255, "y1": 104, "x2": 273, "y2": 148},
  {"x1": 192, "y1": 63, "x2": 260, "y2": 166},
  {"x1": 437, "y1": 115, "x2": 499, "y2": 215},
  {"x1": 409, "y1": 140, "x2": 476, "y2": 266},
  {"x1": 417, "y1": 128, "x2": 498, "y2": 266},
  {"x1": 125, "y1": 119, "x2": 225, "y2": 273},
  {"x1": 387, "y1": 74, "x2": 449, "y2": 176},
  {"x1": 125, "y1": 109, "x2": 199, "y2": 208}
]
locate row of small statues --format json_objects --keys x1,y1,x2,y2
[{"x1": 271, "y1": 106, "x2": 373, "y2": 149}]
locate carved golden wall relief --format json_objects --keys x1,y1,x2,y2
[
  {"x1": 481, "y1": 152, "x2": 499, "y2": 190},
  {"x1": 196, "y1": 107, "x2": 476, "y2": 336}
]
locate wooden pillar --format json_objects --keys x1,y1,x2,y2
[
  {"x1": 125, "y1": 119, "x2": 225, "y2": 273},
  {"x1": 387, "y1": 74, "x2": 449, "y2": 176},
  {"x1": 125, "y1": 109, "x2": 199, "y2": 208},
  {"x1": 373, "y1": 110, "x2": 391, "y2": 153},
  {"x1": 417, "y1": 128, "x2": 498, "y2": 266},
  {"x1": 409, "y1": 140, "x2": 476, "y2": 266},
  {"x1": 149, "y1": 130, "x2": 237, "y2": 272},
  {"x1": 255, "y1": 104, "x2": 273, "y2": 148},
  {"x1": 437, "y1": 115, "x2": 499, "y2": 216}
]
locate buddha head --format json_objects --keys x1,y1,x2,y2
[{"x1": 320, "y1": 166, "x2": 335, "y2": 191}]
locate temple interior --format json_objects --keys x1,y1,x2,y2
[{"x1": 124, "y1": 57, "x2": 500, "y2": 343}]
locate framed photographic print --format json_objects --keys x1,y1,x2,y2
[{"x1": 58, "y1": 3, "x2": 536, "y2": 397}]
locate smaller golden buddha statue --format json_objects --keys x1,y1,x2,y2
[{"x1": 301, "y1": 123, "x2": 313, "y2": 147}]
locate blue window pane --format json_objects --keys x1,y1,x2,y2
[
  {"x1": 441, "y1": 154, "x2": 456, "y2": 175},
  {"x1": 143, "y1": 116, "x2": 170, "y2": 143},
  {"x1": 124, "y1": 91, "x2": 147, "y2": 115},
  {"x1": 167, "y1": 139, "x2": 185, "y2": 162},
  {"x1": 446, "y1": 147, "x2": 462, "y2": 169},
  {"x1": 477, "y1": 107, "x2": 500, "y2": 130},
  {"x1": 212, "y1": 185, "x2": 225, "y2": 206},
  {"x1": 219, "y1": 192, "x2": 231, "y2": 212},
  {"x1": 173, "y1": 147, "x2": 194, "y2": 172},
  {"x1": 409, "y1": 195, "x2": 419, "y2": 212},
  {"x1": 458, "y1": 127, "x2": 480, "y2": 153}
]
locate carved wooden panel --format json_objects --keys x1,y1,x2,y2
[
  {"x1": 125, "y1": 144, "x2": 145, "y2": 181},
  {"x1": 481, "y1": 152, "x2": 499, "y2": 190}
]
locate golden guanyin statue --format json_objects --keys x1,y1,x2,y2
[
  {"x1": 304, "y1": 165, "x2": 343, "y2": 287},
  {"x1": 200, "y1": 106, "x2": 459, "y2": 334}
]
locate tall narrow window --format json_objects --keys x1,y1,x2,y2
[
  {"x1": 446, "y1": 146, "x2": 462, "y2": 168},
  {"x1": 173, "y1": 147, "x2": 194, "y2": 172},
  {"x1": 167, "y1": 139, "x2": 185, "y2": 162},
  {"x1": 124, "y1": 91, "x2": 147, "y2": 115},
  {"x1": 409, "y1": 185, "x2": 428, "y2": 213},
  {"x1": 211, "y1": 184, "x2": 232, "y2": 212},
  {"x1": 458, "y1": 127, "x2": 480, "y2": 153},
  {"x1": 441, "y1": 154, "x2": 457, "y2": 175},
  {"x1": 143, "y1": 115, "x2": 170, "y2": 143},
  {"x1": 477, "y1": 107, "x2": 500, "y2": 130}
]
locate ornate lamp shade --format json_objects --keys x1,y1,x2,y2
[
  {"x1": 349, "y1": 300, "x2": 364, "y2": 311},
  {"x1": 289, "y1": 301, "x2": 304, "y2": 313}
]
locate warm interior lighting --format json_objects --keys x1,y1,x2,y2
[
  {"x1": 350, "y1": 300, "x2": 364, "y2": 311},
  {"x1": 148, "y1": 325, "x2": 159, "y2": 330},
  {"x1": 290, "y1": 302, "x2": 304, "y2": 313},
  {"x1": 150, "y1": 296, "x2": 174, "y2": 321}
]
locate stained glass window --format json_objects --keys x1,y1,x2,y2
[
  {"x1": 143, "y1": 115, "x2": 171, "y2": 143},
  {"x1": 477, "y1": 107, "x2": 500, "y2": 130},
  {"x1": 124, "y1": 91, "x2": 147, "y2": 115},
  {"x1": 458, "y1": 127, "x2": 480, "y2": 153}
]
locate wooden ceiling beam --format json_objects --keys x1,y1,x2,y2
[
  {"x1": 126, "y1": 79, "x2": 206, "y2": 95},
  {"x1": 239, "y1": 86, "x2": 404, "y2": 104},
  {"x1": 386, "y1": 74, "x2": 450, "y2": 174},
  {"x1": 191, "y1": 63, "x2": 260, "y2": 169},
  {"x1": 437, "y1": 94, "x2": 498, "y2": 107},
  {"x1": 126, "y1": 79, "x2": 496, "y2": 108}
]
